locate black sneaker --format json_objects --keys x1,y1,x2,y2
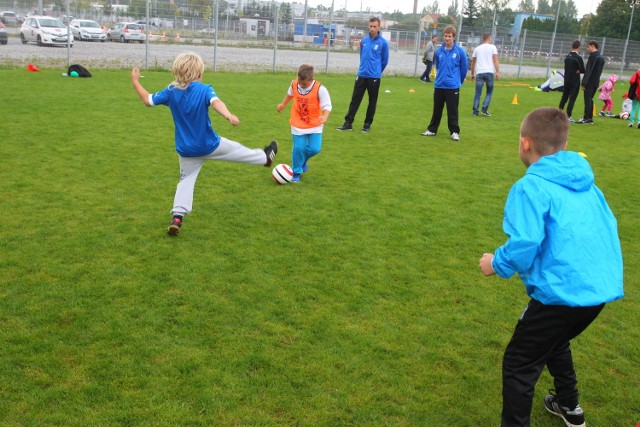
[
  {"x1": 543, "y1": 392, "x2": 586, "y2": 427},
  {"x1": 362, "y1": 123, "x2": 371, "y2": 132},
  {"x1": 576, "y1": 118, "x2": 594, "y2": 125},
  {"x1": 167, "y1": 216, "x2": 183, "y2": 236},
  {"x1": 264, "y1": 140, "x2": 278, "y2": 167},
  {"x1": 336, "y1": 123, "x2": 353, "y2": 131}
]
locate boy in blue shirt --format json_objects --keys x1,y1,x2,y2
[
  {"x1": 479, "y1": 107, "x2": 624, "y2": 427},
  {"x1": 131, "y1": 51, "x2": 278, "y2": 236}
]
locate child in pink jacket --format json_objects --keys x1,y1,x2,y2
[{"x1": 598, "y1": 74, "x2": 618, "y2": 117}]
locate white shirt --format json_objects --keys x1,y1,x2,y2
[{"x1": 472, "y1": 43, "x2": 498, "y2": 75}]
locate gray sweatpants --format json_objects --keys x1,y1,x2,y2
[{"x1": 171, "y1": 137, "x2": 267, "y2": 216}]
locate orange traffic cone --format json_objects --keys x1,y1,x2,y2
[
  {"x1": 512, "y1": 94, "x2": 519, "y2": 105},
  {"x1": 27, "y1": 63, "x2": 40, "y2": 72}
]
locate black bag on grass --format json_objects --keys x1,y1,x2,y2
[{"x1": 67, "y1": 64, "x2": 92, "y2": 78}]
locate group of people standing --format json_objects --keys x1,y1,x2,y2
[{"x1": 558, "y1": 39, "x2": 605, "y2": 124}]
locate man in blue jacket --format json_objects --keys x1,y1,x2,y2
[
  {"x1": 479, "y1": 107, "x2": 624, "y2": 427},
  {"x1": 421, "y1": 25, "x2": 467, "y2": 141},
  {"x1": 336, "y1": 17, "x2": 389, "y2": 133}
]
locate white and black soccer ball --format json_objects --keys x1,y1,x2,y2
[
  {"x1": 620, "y1": 111, "x2": 630, "y2": 120},
  {"x1": 272, "y1": 164, "x2": 293, "y2": 184}
]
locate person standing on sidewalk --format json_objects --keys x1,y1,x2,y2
[
  {"x1": 420, "y1": 34, "x2": 438, "y2": 83},
  {"x1": 577, "y1": 40, "x2": 605, "y2": 125},
  {"x1": 336, "y1": 17, "x2": 389, "y2": 133},
  {"x1": 558, "y1": 40, "x2": 585, "y2": 123},
  {"x1": 470, "y1": 33, "x2": 500, "y2": 116}
]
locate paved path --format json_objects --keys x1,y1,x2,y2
[{"x1": 0, "y1": 36, "x2": 549, "y2": 78}]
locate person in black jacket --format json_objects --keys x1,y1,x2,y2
[
  {"x1": 577, "y1": 40, "x2": 605, "y2": 124},
  {"x1": 559, "y1": 40, "x2": 585, "y2": 122}
]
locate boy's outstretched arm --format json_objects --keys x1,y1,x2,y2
[
  {"x1": 131, "y1": 67, "x2": 152, "y2": 106},
  {"x1": 211, "y1": 99, "x2": 240, "y2": 126},
  {"x1": 479, "y1": 253, "x2": 496, "y2": 276}
]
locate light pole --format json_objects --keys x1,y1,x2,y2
[
  {"x1": 620, "y1": 0, "x2": 637, "y2": 76},
  {"x1": 545, "y1": 0, "x2": 562, "y2": 77}
]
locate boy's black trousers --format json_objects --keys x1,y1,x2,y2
[{"x1": 501, "y1": 299, "x2": 605, "y2": 427}]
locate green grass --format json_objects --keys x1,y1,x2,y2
[{"x1": 1, "y1": 68, "x2": 639, "y2": 426}]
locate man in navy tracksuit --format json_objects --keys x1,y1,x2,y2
[
  {"x1": 421, "y1": 25, "x2": 468, "y2": 141},
  {"x1": 337, "y1": 17, "x2": 389, "y2": 133}
]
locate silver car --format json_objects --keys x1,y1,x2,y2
[
  {"x1": 107, "y1": 22, "x2": 145, "y2": 43},
  {"x1": 69, "y1": 19, "x2": 105, "y2": 42},
  {"x1": 20, "y1": 16, "x2": 73, "y2": 47}
]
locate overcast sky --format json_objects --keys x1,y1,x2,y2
[{"x1": 308, "y1": 0, "x2": 602, "y2": 18}]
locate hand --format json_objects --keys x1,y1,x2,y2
[
  {"x1": 277, "y1": 103, "x2": 284, "y2": 112},
  {"x1": 227, "y1": 114, "x2": 239, "y2": 126},
  {"x1": 131, "y1": 66, "x2": 140, "y2": 82},
  {"x1": 479, "y1": 253, "x2": 496, "y2": 276}
]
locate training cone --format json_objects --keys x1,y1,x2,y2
[
  {"x1": 27, "y1": 63, "x2": 40, "y2": 72},
  {"x1": 512, "y1": 94, "x2": 519, "y2": 105}
]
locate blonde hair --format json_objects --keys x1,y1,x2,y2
[{"x1": 170, "y1": 51, "x2": 205, "y2": 89}]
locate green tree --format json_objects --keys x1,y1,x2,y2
[
  {"x1": 463, "y1": 0, "x2": 481, "y2": 26},
  {"x1": 517, "y1": 0, "x2": 536, "y2": 12},
  {"x1": 426, "y1": 1, "x2": 440, "y2": 14},
  {"x1": 447, "y1": 0, "x2": 459, "y2": 17},
  {"x1": 590, "y1": 0, "x2": 640, "y2": 41},
  {"x1": 536, "y1": 0, "x2": 553, "y2": 14}
]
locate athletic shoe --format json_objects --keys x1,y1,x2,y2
[
  {"x1": 302, "y1": 160, "x2": 309, "y2": 173},
  {"x1": 291, "y1": 173, "x2": 301, "y2": 183},
  {"x1": 167, "y1": 216, "x2": 183, "y2": 236},
  {"x1": 637, "y1": 123, "x2": 640, "y2": 129},
  {"x1": 451, "y1": 132, "x2": 460, "y2": 141},
  {"x1": 606, "y1": 112, "x2": 616, "y2": 117},
  {"x1": 599, "y1": 111, "x2": 605, "y2": 117},
  {"x1": 264, "y1": 140, "x2": 278, "y2": 167},
  {"x1": 576, "y1": 118, "x2": 594, "y2": 124},
  {"x1": 336, "y1": 123, "x2": 353, "y2": 131},
  {"x1": 362, "y1": 123, "x2": 371, "y2": 132},
  {"x1": 421, "y1": 130, "x2": 436, "y2": 136},
  {"x1": 481, "y1": 111, "x2": 491, "y2": 117},
  {"x1": 629, "y1": 122, "x2": 634, "y2": 127},
  {"x1": 543, "y1": 392, "x2": 586, "y2": 427},
  {"x1": 568, "y1": 117, "x2": 575, "y2": 123},
  {"x1": 473, "y1": 112, "x2": 479, "y2": 116}
]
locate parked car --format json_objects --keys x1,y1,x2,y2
[
  {"x1": 20, "y1": 16, "x2": 73, "y2": 46},
  {"x1": 0, "y1": 11, "x2": 18, "y2": 26},
  {"x1": 0, "y1": 22, "x2": 7, "y2": 44},
  {"x1": 69, "y1": 19, "x2": 105, "y2": 42},
  {"x1": 107, "y1": 22, "x2": 144, "y2": 43}
]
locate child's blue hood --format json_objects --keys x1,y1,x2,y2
[{"x1": 526, "y1": 150, "x2": 594, "y2": 192}]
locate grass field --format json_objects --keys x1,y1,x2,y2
[{"x1": 1, "y1": 67, "x2": 638, "y2": 426}]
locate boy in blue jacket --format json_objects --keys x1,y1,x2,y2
[
  {"x1": 421, "y1": 25, "x2": 468, "y2": 141},
  {"x1": 479, "y1": 107, "x2": 624, "y2": 427}
]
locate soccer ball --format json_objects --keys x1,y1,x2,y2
[
  {"x1": 272, "y1": 164, "x2": 293, "y2": 184},
  {"x1": 621, "y1": 112, "x2": 630, "y2": 120}
]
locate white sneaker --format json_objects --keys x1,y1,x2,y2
[
  {"x1": 421, "y1": 130, "x2": 437, "y2": 136},
  {"x1": 451, "y1": 132, "x2": 460, "y2": 141},
  {"x1": 629, "y1": 122, "x2": 634, "y2": 128}
]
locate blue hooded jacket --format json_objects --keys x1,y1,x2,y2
[
  {"x1": 434, "y1": 41, "x2": 468, "y2": 89},
  {"x1": 492, "y1": 151, "x2": 624, "y2": 307},
  {"x1": 357, "y1": 33, "x2": 389, "y2": 79}
]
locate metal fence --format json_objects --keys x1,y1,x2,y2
[{"x1": 3, "y1": 0, "x2": 640, "y2": 78}]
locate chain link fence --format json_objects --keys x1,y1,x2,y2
[{"x1": 2, "y1": 0, "x2": 639, "y2": 78}]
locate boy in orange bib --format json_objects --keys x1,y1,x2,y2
[{"x1": 277, "y1": 64, "x2": 332, "y2": 183}]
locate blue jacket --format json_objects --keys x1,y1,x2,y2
[
  {"x1": 357, "y1": 33, "x2": 389, "y2": 78},
  {"x1": 434, "y1": 41, "x2": 468, "y2": 89},
  {"x1": 492, "y1": 151, "x2": 624, "y2": 307}
]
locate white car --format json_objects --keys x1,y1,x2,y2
[
  {"x1": 69, "y1": 19, "x2": 105, "y2": 42},
  {"x1": 20, "y1": 16, "x2": 73, "y2": 46}
]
